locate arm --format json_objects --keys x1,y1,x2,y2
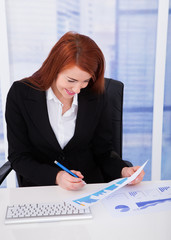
[{"x1": 5, "y1": 82, "x2": 59, "y2": 186}]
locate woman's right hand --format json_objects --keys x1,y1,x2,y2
[{"x1": 56, "y1": 170, "x2": 86, "y2": 190}]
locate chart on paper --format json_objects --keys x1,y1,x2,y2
[
  {"x1": 102, "y1": 182, "x2": 171, "y2": 217},
  {"x1": 72, "y1": 178, "x2": 128, "y2": 207},
  {"x1": 69, "y1": 161, "x2": 148, "y2": 209}
]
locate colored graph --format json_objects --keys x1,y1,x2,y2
[
  {"x1": 102, "y1": 182, "x2": 171, "y2": 217},
  {"x1": 129, "y1": 191, "x2": 138, "y2": 197},
  {"x1": 72, "y1": 177, "x2": 128, "y2": 207},
  {"x1": 115, "y1": 205, "x2": 130, "y2": 212},
  {"x1": 136, "y1": 198, "x2": 171, "y2": 210},
  {"x1": 158, "y1": 186, "x2": 170, "y2": 193}
]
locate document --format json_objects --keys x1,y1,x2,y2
[
  {"x1": 102, "y1": 181, "x2": 171, "y2": 217},
  {"x1": 69, "y1": 161, "x2": 148, "y2": 209}
]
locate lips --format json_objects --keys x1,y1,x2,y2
[{"x1": 65, "y1": 88, "x2": 75, "y2": 96}]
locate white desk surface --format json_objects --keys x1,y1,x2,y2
[{"x1": 0, "y1": 181, "x2": 171, "y2": 240}]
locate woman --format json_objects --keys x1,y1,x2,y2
[{"x1": 5, "y1": 32, "x2": 144, "y2": 190}]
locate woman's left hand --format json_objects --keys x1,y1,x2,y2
[{"x1": 121, "y1": 166, "x2": 145, "y2": 185}]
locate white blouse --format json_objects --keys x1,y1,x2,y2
[{"x1": 46, "y1": 88, "x2": 78, "y2": 149}]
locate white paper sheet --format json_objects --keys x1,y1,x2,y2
[
  {"x1": 69, "y1": 160, "x2": 148, "y2": 209},
  {"x1": 102, "y1": 181, "x2": 171, "y2": 217}
]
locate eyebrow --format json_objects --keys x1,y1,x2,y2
[{"x1": 66, "y1": 76, "x2": 91, "y2": 82}]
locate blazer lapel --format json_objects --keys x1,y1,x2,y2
[{"x1": 24, "y1": 87, "x2": 62, "y2": 151}]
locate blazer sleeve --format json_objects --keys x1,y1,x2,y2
[
  {"x1": 5, "y1": 82, "x2": 59, "y2": 186},
  {"x1": 92, "y1": 92, "x2": 128, "y2": 182}
]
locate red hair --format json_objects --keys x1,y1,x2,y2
[{"x1": 25, "y1": 32, "x2": 105, "y2": 93}]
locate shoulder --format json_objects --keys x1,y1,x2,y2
[
  {"x1": 8, "y1": 79, "x2": 31, "y2": 95},
  {"x1": 7, "y1": 79, "x2": 42, "y2": 101},
  {"x1": 9, "y1": 79, "x2": 38, "y2": 91}
]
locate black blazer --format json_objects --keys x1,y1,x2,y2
[{"x1": 5, "y1": 80, "x2": 127, "y2": 187}]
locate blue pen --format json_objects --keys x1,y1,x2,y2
[{"x1": 54, "y1": 160, "x2": 79, "y2": 178}]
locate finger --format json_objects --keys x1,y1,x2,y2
[
  {"x1": 65, "y1": 181, "x2": 86, "y2": 191},
  {"x1": 129, "y1": 170, "x2": 145, "y2": 185},
  {"x1": 128, "y1": 168, "x2": 136, "y2": 176},
  {"x1": 138, "y1": 170, "x2": 145, "y2": 181},
  {"x1": 135, "y1": 169, "x2": 145, "y2": 181},
  {"x1": 71, "y1": 170, "x2": 84, "y2": 179},
  {"x1": 132, "y1": 166, "x2": 140, "y2": 172},
  {"x1": 63, "y1": 172, "x2": 83, "y2": 183},
  {"x1": 125, "y1": 167, "x2": 135, "y2": 177},
  {"x1": 58, "y1": 177, "x2": 84, "y2": 190},
  {"x1": 121, "y1": 167, "x2": 134, "y2": 178},
  {"x1": 70, "y1": 171, "x2": 86, "y2": 185},
  {"x1": 64, "y1": 174, "x2": 83, "y2": 183}
]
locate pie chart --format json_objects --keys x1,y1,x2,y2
[{"x1": 115, "y1": 205, "x2": 130, "y2": 212}]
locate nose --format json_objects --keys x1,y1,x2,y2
[{"x1": 72, "y1": 84, "x2": 82, "y2": 94}]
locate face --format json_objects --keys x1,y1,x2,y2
[{"x1": 52, "y1": 65, "x2": 91, "y2": 102}]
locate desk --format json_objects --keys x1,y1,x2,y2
[{"x1": 0, "y1": 181, "x2": 171, "y2": 240}]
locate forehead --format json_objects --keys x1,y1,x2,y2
[{"x1": 60, "y1": 65, "x2": 91, "y2": 81}]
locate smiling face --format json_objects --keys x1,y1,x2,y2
[{"x1": 52, "y1": 65, "x2": 92, "y2": 103}]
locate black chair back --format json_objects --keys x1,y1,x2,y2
[{"x1": 105, "y1": 78, "x2": 124, "y2": 158}]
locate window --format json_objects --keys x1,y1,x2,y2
[
  {"x1": 161, "y1": 1, "x2": 171, "y2": 180},
  {"x1": 111, "y1": 0, "x2": 158, "y2": 180}
]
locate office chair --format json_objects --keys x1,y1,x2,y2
[
  {"x1": 0, "y1": 78, "x2": 132, "y2": 186},
  {"x1": 105, "y1": 78, "x2": 132, "y2": 167}
]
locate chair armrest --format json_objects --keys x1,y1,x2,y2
[{"x1": 0, "y1": 161, "x2": 12, "y2": 185}]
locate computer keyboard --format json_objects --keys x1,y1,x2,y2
[{"x1": 5, "y1": 201, "x2": 92, "y2": 224}]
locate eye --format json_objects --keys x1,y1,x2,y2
[
  {"x1": 67, "y1": 80, "x2": 75, "y2": 83},
  {"x1": 84, "y1": 80, "x2": 90, "y2": 84}
]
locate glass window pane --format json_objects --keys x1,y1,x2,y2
[
  {"x1": 6, "y1": 0, "x2": 58, "y2": 82},
  {"x1": 111, "y1": 0, "x2": 158, "y2": 180},
  {"x1": 161, "y1": 2, "x2": 171, "y2": 180}
]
